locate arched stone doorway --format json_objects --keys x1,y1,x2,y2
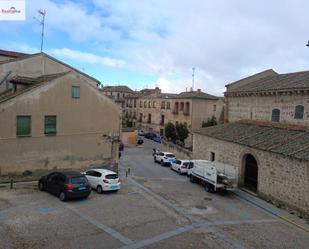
[{"x1": 243, "y1": 154, "x2": 258, "y2": 192}]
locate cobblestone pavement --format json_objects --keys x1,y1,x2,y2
[{"x1": 0, "y1": 139, "x2": 308, "y2": 249}]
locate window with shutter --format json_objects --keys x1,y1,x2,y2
[
  {"x1": 16, "y1": 116, "x2": 31, "y2": 136},
  {"x1": 44, "y1": 116, "x2": 57, "y2": 134}
]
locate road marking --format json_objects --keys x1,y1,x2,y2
[
  {"x1": 119, "y1": 219, "x2": 277, "y2": 249},
  {"x1": 65, "y1": 205, "x2": 133, "y2": 246},
  {"x1": 127, "y1": 178, "x2": 250, "y2": 249}
]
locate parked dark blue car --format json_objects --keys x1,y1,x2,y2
[{"x1": 152, "y1": 135, "x2": 161, "y2": 143}]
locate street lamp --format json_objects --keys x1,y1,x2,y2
[{"x1": 306, "y1": 40, "x2": 309, "y2": 47}]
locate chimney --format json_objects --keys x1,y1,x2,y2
[{"x1": 197, "y1": 89, "x2": 201, "y2": 92}]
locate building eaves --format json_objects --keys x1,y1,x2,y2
[
  {"x1": 226, "y1": 70, "x2": 309, "y2": 93},
  {"x1": 0, "y1": 49, "x2": 29, "y2": 58},
  {"x1": 0, "y1": 72, "x2": 70, "y2": 104},
  {"x1": 0, "y1": 52, "x2": 101, "y2": 84},
  {"x1": 175, "y1": 91, "x2": 219, "y2": 100},
  {"x1": 194, "y1": 121, "x2": 309, "y2": 161}
]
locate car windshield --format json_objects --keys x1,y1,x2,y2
[
  {"x1": 106, "y1": 174, "x2": 118, "y2": 179},
  {"x1": 70, "y1": 176, "x2": 88, "y2": 184},
  {"x1": 166, "y1": 154, "x2": 175, "y2": 158},
  {"x1": 183, "y1": 162, "x2": 190, "y2": 167}
]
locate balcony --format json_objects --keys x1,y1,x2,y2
[{"x1": 183, "y1": 111, "x2": 190, "y2": 116}]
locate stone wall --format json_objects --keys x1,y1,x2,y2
[
  {"x1": 193, "y1": 133, "x2": 309, "y2": 218},
  {"x1": 227, "y1": 94, "x2": 309, "y2": 126},
  {"x1": 160, "y1": 140, "x2": 192, "y2": 160}
]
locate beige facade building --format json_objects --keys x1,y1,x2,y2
[
  {"x1": 0, "y1": 50, "x2": 120, "y2": 175},
  {"x1": 136, "y1": 90, "x2": 224, "y2": 143},
  {"x1": 193, "y1": 69, "x2": 309, "y2": 218},
  {"x1": 100, "y1": 86, "x2": 134, "y2": 127},
  {"x1": 100, "y1": 84, "x2": 224, "y2": 145}
]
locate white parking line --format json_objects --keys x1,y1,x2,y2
[
  {"x1": 127, "y1": 178, "x2": 278, "y2": 249},
  {"x1": 119, "y1": 219, "x2": 277, "y2": 249},
  {"x1": 65, "y1": 205, "x2": 133, "y2": 246}
]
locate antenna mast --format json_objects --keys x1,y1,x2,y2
[
  {"x1": 36, "y1": 9, "x2": 46, "y2": 52},
  {"x1": 192, "y1": 67, "x2": 195, "y2": 91}
]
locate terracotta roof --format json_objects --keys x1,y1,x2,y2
[
  {"x1": 0, "y1": 49, "x2": 29, "y2": 59},
  {"x1": 227, "y1": 70, "x2": 309, "y2": 93},
  {"x1": 194, "y1": 121, "x2": 309, "y2": 161},
  {"x1": 100, "y1": 85, "x2": 133, "y2": 93},
  {"x1": 175, "y1": 91, "x2": 219, "y2": 100},
  {"x1": 0, "y1": 72, "x2": 69, "y2": 103}
]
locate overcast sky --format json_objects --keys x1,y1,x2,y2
[{"x1": 1, "y1": 0, "x2": 309, "y2": 96}]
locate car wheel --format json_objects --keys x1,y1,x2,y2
[
  {"x1": 160, "y1": 160, "x2": 164, "y2": 166},
  {"x1": 190, "y1": 175, "x2": 196, "y2": 183},
  {"x1": 59, "y1": 192, "x2": 66, "y2": 202},
  {"x1": 97, "y1": 185, "x2": 103, "y2": 194},
  {"x1": 205, "y1": 183, "x2": 213, "y2": 193},
  {"x1": 154, "y1": 157, "x2": 157, "y2": 162},
  {"x1": 38, "y1": 181, "x2": 44, "y2": 191},
  {"x1": 178, "y1": 169, "x2": 181, "y2": 174}
]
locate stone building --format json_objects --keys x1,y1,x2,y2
[
  {"x1": 0, "y1": 50, "x2": 120, "y2": 175},
  {"x1": 193, "y1": 69, "x2": 309, "y2": 218},
  {"x1": 100, "y1": 85, "x2": 134, "y2": 127}
]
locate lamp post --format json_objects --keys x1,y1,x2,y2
[{"x1": 306, "y1": 40, "x2": 309, "y2": 47}]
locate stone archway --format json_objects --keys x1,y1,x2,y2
[{"x1": 243, "y1": 154, "x2": 258, "y2": 192}]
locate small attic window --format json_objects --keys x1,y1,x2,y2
[{"x1": 72, "y1": 86, "x2": 80, "y2": 98}]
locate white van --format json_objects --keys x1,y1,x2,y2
[{"x1": 189, "y1": 160, "x2": 237, "y2": 192}]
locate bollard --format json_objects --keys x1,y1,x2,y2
[
  {"x1": 128, "y1": 167, "x2": 131, "y2": 175},
  {"x1": 10, "y1": 179, "x2": 13, "y2": 189}
]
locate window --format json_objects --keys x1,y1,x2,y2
[
  {"x1": 161, "y1": 101, "x2": 165, "y2": 109},
  {"x1": 148, "y1": 101, "x2": 151, "y2": 108},
  {"x1": 144, "y1": 101, "x2": 147, "y2": 108},
  {"x1": 153, "y1": 101, "x2": 156, "y2": 108},
  {"x1": 117, "y1": 93, "x2": 120, "y2": 99},
  {"x1": 72, "y1": 86, "x2": 80, "y2": 98},
  {"x1": 166, "y1": 102, "x2": 170, "y2": 109},
  {"x1": 210, "y1": 152, "x2": 215, "y2": 162},
  {"x1": 294, "y1": 105, "x2": 304, "y2": 119},
  {"x1": 140, "y1": 101, "x2": 142, "y2": 108},
  {"x1": 16, "y1": 116, "x2": 31, "y2": 136},
  {"x1": 180, "y1": 102, "x2": 184, "y2": 111},
  {"x1": 271, "y1": 109, "x2": 280, "y2": 122},
  {"x1": 106, "y1": 174, "x2": 118, "y2": 179},
  {"x1": 213, "y1": 105, "x2": 216, "y2": 111},
  {"x1": 44, "y1": 116, "x2": 57, "y2": 135}
]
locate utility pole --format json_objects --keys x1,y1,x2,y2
[
  {"x1": 192, "y1": 67, "x2": 195, "y2": 91},
  {"x1": 35, "y1": 9, "x2": 46, "y2": 52},
  {"x1": 103, "y1": 132, "x2": 120, "y2": 173}
]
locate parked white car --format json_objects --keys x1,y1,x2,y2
[
  {"x1": 154, "y1": 152, "x2": 176, "y2": 166},
  {"x1": 82, "y1": 169, "x2": 120, "y2": 193},
  {"x1": 171, "y1": 160, "x2": 193, "y2": 174}
]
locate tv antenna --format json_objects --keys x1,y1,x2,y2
[
  {"x1": 192, "y1": 67, "x2": 195, "y2": 91},
  {"x1": 34, "y1": 9, "x2": 46, "y2": 52}
]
